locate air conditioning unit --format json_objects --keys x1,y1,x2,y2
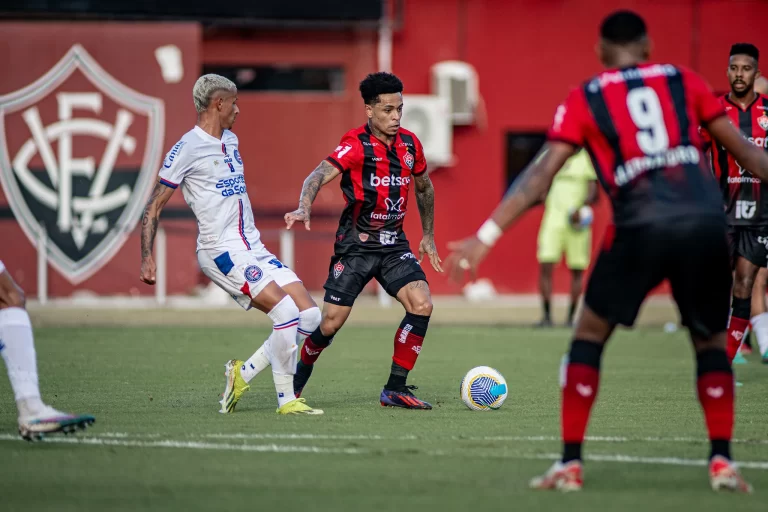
[
  {"x1": 431, "y1": 60, "x2": 478, "y2": 125},
  {"x1": 401, "y1": 94, "x2": 453, "y2": 168}
]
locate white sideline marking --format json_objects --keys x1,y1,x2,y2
[
  {"x1": 205, "y1": 433, "x2": 417, "y2": 441},
  {"x1": 45, "y1": 431, "x2": 768, "y2": 445},
  {"x1": 2, "y1": 434, "x2": 768, "y2": 470},
  {"x1": 0, "y1": 434, "x2": 363, "y2": 454},
  {"x1": 479, "y1": 435, "x2": 768, "y2": 444}
]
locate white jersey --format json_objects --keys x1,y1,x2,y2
[{"x1": 158, "y1": 126, "x2": 261, "y2": 252}]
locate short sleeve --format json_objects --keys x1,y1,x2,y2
[
  {"x1": 326, "y1": 134, "x2": 363, "y2": 172},
  {"x1": 158, "y1": 140, "x2": 193, "y2": 189},
  {"x1": 547, "y1": 87, "x2": 590, "y2": 147},
  {"x1": 684, "y1": 70, "x2": 726, "y2": 126},
  {"x1": 411, "y1": 135, "x2": 428, "y2": 176}
]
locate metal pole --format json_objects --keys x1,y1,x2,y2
[
  {"x1": 37, "y1": 224, "x2": 47, "y2": 305},
  {"x1": 377, "y1": 0, "x2": 393, "y2": 72},
  {"x1": 156, "y1": 226, "x2": 167, "y2": 306},
  {"x1": 280, "y1": 229, "x2": 295, "y2": 269}
]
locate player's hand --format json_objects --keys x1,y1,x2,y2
[
  {"x1": 445, "y1": 236, "x2": 491, "y2": 283},
  {"x1": 284, "y1": 208, "x2": 311, "y2": 230},
  {"x1": 140, "y1": 257, "x2": 157, "y2": 285},
  {"x1": 418, "y1": 235, "x2": 444, "y2": 273},
  {"x1": 568, "y1": 208, "x2": 581, "y2": 227}
]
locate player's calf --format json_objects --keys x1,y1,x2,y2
[
  {"x1": 695, "y1": 347, "x2": 734, "y2": 460},
  {"x1": 295, "y1": 328, "x2": 334, "y2": 397},
  {"x1": 294, "y1": 301, "x2": 351, "y2": 397},
  {"x1": 726, "y1": 297, "x2": 751, "y2": 363},
  {"x1": 560, "y1": 339, "x2": 604, "y2": 463},
  {"x1": 380, "y1": 311, "x2": 432, "y2": 409}
]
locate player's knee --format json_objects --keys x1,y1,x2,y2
[
  {"x1": 300, "y1": 306, "x2": 322, "y2": 333},
  {"x1": 319, "y1": 320, "x2": 340, "y2": 337},
  {"x1": 319, "y1": 314, "x2": 344, "y2": 336},
  {"x1": 409, "y1": 297, "x2": 433, "y2": 317},
  {"x1": 733, "y1": 274, "x2": 755, "y2": 298}
]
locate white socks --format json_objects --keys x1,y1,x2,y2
[
  {"x1": 0, "y1": 308, "x2": 45, "y2": 417},
  {"x1": 751, "y1": 312, "x2": 768, "y2": 356},
  {"x1": 240, "y1": 340, "x2": 270, "y2": 383},
  {"x1": 240, "y1": 306, "x2": 321, "y2": 384},
  {"x1": 297, "y1": 307, "x2": 321, "y2": 341},
  {"x1": 267, "y1": 296, "x2": 300, "y2": 407}
]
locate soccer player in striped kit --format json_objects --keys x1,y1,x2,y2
[{"x1": 284, "y1": 72, "x2": 443, "y2": 409}]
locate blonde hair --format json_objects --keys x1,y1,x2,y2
[{"x1": 192, "y1": 74, "x2": 236, "y2": 113}]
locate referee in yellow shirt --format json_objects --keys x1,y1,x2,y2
[{"x1": 536, "y1": 149, "x2": 598, "y2": 327}]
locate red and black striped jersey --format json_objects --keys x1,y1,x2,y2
[
  {"x1": 325, "y1": 124, "x2": 427, "y2": 249},
  {"x1": 700, "y1": 93, "x2": 768, "y2": 227},
  {"x1": 548, "y1": 63, "x2": 725, "y2": 226}
]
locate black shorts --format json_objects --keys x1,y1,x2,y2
[
  {"x1": 585, "y1": 217, "x2": 731, "y2": 338},
  {"x1": 727, "y1": 226, "x2": 768, "y2": 268},
  {"x1": 323, "y1": 244, "x2": 427, "y2": 306}
]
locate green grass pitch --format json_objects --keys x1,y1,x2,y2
[{"x1": 1, "y1": 324, "x2": 767, "y2": 511}]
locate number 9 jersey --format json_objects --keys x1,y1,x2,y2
[{"x1": 548, "y1": 63, "x2": 725, "y2": 227}]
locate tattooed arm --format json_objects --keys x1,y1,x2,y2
[
  {"x1": 414, "y1": 173, "x2": 443, "y2": 272},
  {"x1": 284, "y1": 160, "x2": 341, "y2": 230},
  {"x1": 414, "y1": 173, "x2": 435, "y2": 237},
  {"x1": 445, "y1": 142, "x2": 576, "y2": 281},
  {"x1": 140, "y1": 181, "x2": 175, "y2": 285}
]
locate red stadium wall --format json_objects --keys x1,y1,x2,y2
[
  {"x1": 392, "y1": 0, "x2": 768, "y2": 294},
  {"x1": 2, "y1": 1, "x2": 767, "y2": 298}
]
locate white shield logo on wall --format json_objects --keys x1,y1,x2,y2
[{"x1": 0, "y1": 44, "x2": 165, "y2": 283}]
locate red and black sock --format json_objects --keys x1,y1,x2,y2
[
  {"x1": 726, "y1": 297, "x2": 750, "y2": 363},
  {"x1": 386, "y1": 312, "x2": 430, "y2": 390},
  {"x1": 300, "y1": 328, "x2": 334, "y2": 366},
  {"x1": 696, "y1": 348, "x2": 734, "y2": 460},
  {"x1": 561, "y1": 339, "x2": 604, "y2": 463}
]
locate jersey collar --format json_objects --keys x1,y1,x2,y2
[
  {"x1": 364, "y1": 122, "x2": 398, "y2": 147},
  {"x1": 724, "y1": 92, "x2": 761, "y2": 112},
  {"x1": 194, "y1": 125, "x2": 226, "y2": 143}
]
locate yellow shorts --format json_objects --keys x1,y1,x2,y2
[{"x1": 537, "y1": 216, "x2": 591, "y2": 270}]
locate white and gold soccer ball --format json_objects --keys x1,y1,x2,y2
[{"x1": 460, "y1": 366, "x2": 508, "y2": 411}]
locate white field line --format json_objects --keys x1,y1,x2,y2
[
  {"x1": 2, "y1": 434, "x2": 768, "y2": 470},
  {"x1": 27, "y1": 431, "x2": 768, "y2": 445},
  {"x1": 205, "y1": 433, "x2": 419, "y2": 441},
  {"x1": 0, "y1": 434, "x2": 363, "y2": 455}
]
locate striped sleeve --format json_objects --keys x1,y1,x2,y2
[{"x1": 547, "y1": 87, "x2": 589, "y2": 147}]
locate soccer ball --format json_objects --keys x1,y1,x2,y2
[
  {"x1": 459, "y1": 366, "x2": 508, "y2": 411},
  {"x1": 577, "y1": 205, "x2": 594, "y2": 227},
  {"x1": 569, "y1": 205, "x2": 594, "y2": 229}
]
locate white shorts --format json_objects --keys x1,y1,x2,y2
[
  {"x1": 0, "y1": 260, "x2": 4, "y2": 274},
  {"x1": 197, "y1": 244, "x2": 300, "y2": 310}
]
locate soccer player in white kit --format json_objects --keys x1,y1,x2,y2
[
  {"x1": 0, "y1": 260, "x2": 95, "y2": 439},
  {"x1": 140, "y1": 74, "x2": 322, "y2": 415}
]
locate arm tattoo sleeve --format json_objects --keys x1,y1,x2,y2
[
  {"x1": 140, "y1": 183, "x2": 164, "y2": 259},
  {"x1": 298, "y1": 160, "x2": 338, "y2": 212},
  {"x1": 414, "y1": 174, "x2": 435, "y2": 237}
]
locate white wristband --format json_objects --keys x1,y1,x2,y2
[{"x1": 476, "y1": 219, "x2": 503, "y2": 247}]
